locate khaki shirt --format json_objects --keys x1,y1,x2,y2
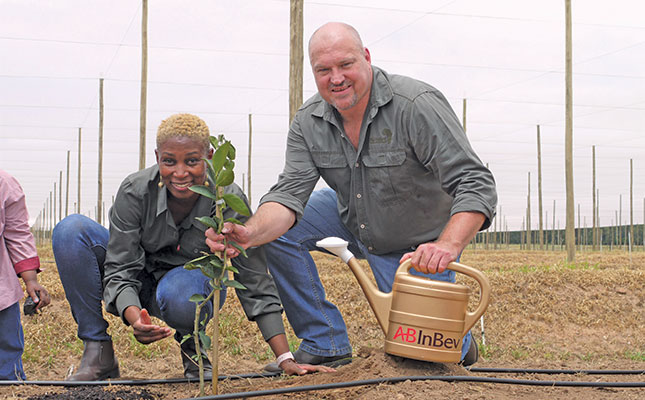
[
  {"x1": 261, "y1": 66, "x2": 497, "y2": 254},
  {"x1": 103, "y1": 165, "x2": 284, "y2": 341}
]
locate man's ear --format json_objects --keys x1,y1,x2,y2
[
  {"x1": 364, "y1": 47, "x2": 371, "y2": 63},
  {"x1": 206, "y1": 148, "x2": 214, "y2": 160},
  {"x1": 154, "y1": 149, "x2": 160, "y2": 163}
]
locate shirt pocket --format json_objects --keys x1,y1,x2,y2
[
  {"x1": 310, "y1": 150, "x2": 347, "y2": 168},
  {"x1": 311, "y1": 150, "x2": 350, "y2": 190},
  {"x1": 361, "y1": 150, "x2": 407, "y2": 206}
]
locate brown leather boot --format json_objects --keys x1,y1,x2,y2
[{"x1": 67, "y1": 340, "x2": 120, "y2": 381}]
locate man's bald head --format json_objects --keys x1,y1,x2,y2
[{"x1": 308, "y1": 22, "x2": 365, "y2": 61}]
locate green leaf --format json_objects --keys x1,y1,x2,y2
[
  {"x1": 224, "y1": 217, "x2": 244, "y2": 225},
  {"x1": 189, "y1": 294, "x2": 206, "y2": 303},
  {"x1": 195, "y1": 216, "x2": 220, "y2": 230},
  {"x1": 211, "y1": 142, "x2": 231, "y2": 174},
  {"x1": 216, "y1": 168, "x2": 234, "y2": 187},
  {"x1": 209, "y1": 257, "x2": 224, "y2": 268},
  {"x1": 229, "y1": 241, "x2": 248, "y2": 258},
  {"x1": 227, "y1": 145, "x2": 236, "y2": 160},
  {"x1": 201, "y1": 264, "x2": 217, "y2": 279},
  {"x1": 205, "y1": 160, "x2": 217, "y2": 184},
  {"x1": 185, "y1": 259, "x2": 208, "y2": 270},
  {"x1": 222, "y1": 194, "x2": 250, "y2": 216},
  {"x1": 225, "y1": 160, "x2": 235, "y2": 170},
  {"x1": 209, "y1": 136, "x2": 221, "y2": 149},
  {"x1": 180, "y1": 334, "x2": 193, "y2": 344},
  {"x1": 190, "y1": 254, "x2": 210, "y2": 263},
  {"x1": 199, "y1": 331, "x2": 212, "y2": 350},
  {"x1": 184, "y1": 263, "x2": 198, "y2": 271},
  {"x1": 189, "y1": 185, "x2": 218, "y2": 202},
  {"x1": 223, "y1": 279, "x2": 246, "y2": 290},
  {"x1": 226, "y1": 264, "x2": 239, "y2": 274}
]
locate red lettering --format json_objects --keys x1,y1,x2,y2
[{"x1": 393, "y1": 326, "x2": 417, "y2": 343}]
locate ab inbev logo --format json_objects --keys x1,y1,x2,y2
[{"x1": 392, "y1": 326, "x2": 461, "y2": 349}]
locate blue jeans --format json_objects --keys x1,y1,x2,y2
[
  {"x1": 265, "y1": 188, "x2": 472, "y2": 360},
  {"x1": 0, "y1": 302, "x2": 26, "y2": 380},
  {"x1": 52, "y1": 214, "x2": 226, "y2": 343}
]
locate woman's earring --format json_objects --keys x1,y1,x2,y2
[{"x1": 158, "y1": 177, "x2": 164, "y2": 188}]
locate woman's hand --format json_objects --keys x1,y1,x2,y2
[
  {"x1": 21, "y1": 270, "x2": 51, "y2": 311},
  {"x1": 125, "y1": 307, "x2": 173, "y2": 344},
  {"x1": 279, "y1": 359, "x2": 336, "y2": 375}
]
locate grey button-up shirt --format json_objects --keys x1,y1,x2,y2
[
  {"x1": 261, "y1": 66, "x2": 497, "y2": 255},
  {"x1": 103, "y1": 165, "x2": 284, "y2": 341}
]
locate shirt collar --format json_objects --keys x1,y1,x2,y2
[{"x1": 311, "y1": 65, "x2": 393, "y2": 120}]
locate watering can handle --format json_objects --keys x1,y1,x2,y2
[{"x1": 399, "y1": 260, "x2": 491, "y2": 337}]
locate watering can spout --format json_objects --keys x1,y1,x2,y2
[{"x1": 317, "y1": 237, "x2": 392, "y2": 335}]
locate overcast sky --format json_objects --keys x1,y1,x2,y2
[{"x1": 1, "y1": 0, "x2": 644, "y2": 231}]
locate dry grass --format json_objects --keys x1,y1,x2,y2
[{"x1": 17, "y1": 245, "x2": 645, "y2": 382}]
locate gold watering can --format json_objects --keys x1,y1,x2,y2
[{"x1": 317, "y1": 237, "x2": 491, "y2": 363}]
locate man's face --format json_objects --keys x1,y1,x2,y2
[{"x1": 310, "y1": 37, "x2": 372, "y2": 112}]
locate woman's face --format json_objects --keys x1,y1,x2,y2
[{"x1": 155, "y1": 136, "x2": 211, "y2": 202}]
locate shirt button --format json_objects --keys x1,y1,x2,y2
[
  {"x1": 356, "y1": 193, "x2": 362, "y2": 199},
  {"x1": 368, "y1": 246, "x2": 373, "y2": 251},
  {"x1": 193, "y1": 249, "x2": 199, "y2": 253},
  {"x1": 360, "y1": 224, "x2": 365, "y2": 229},
  {"x1": 355, "y1": 162, "x2": 360, "y2": 168}
]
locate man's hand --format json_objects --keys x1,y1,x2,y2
[
  {"x1": 204, "y1": 202, "x2": 296, "y2": 258},
  {"x1": 399, "y1": 212, "x2": 486, "y2": 274},
  {"x1": 399, "y1": 240, "x2": 460, "y2": 274},
  {"x1": 204, "y1": 223, "x2": 251, "y2": 259},
  {"x1": 279, "y1": 359, "x2": 336, "y2": 375},
  {"x1": 125, "y1": 307, "x2": 172, "y2": 344}
]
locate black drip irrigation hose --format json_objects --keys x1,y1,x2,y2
[
  {"x1": 0, "y1": 371, "x2": 281, "y2": 387},
  {"x1": 181, "y1": 375, "x2": 645, "y2": 400},
  {"x1": 467, "y1": 367, "x2": 645, "y2": 375},
  {"x1": 3, "y1": 367, "x2": 643, "y2": 399}
]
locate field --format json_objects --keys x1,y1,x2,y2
[{"x1": 2, "y1": 247, "x2": 644, "y2": 399}]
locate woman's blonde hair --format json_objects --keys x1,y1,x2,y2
[{"x1": 156, "y1": 113, "x2": 210, "y2": 150}]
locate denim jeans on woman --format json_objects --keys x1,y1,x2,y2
[
  {"x1": 264, "y1": 188, "x2": 472, "y2": 361},
  {"x1": 52, "y1": 214, "x2": 225, "y2": 344},
  {"x1": 0, "y1": 302, "x2": 26, "y2": 380}
]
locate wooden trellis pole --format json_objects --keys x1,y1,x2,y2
[
  {"x1": 592, "y1": 145, "x2": 597, "y2": 250},
  {"x1": 139, "y1": 0, "x2": 148, "y2": 170},
  {"x1": 288, "y1": 0, "x2": 303, "y2": 123},
  {"x1": 247, "y1": 114, "x2": 252, "y2": 204},
  {"x1": 552, "y1": 200, "x2": 556, "y2": 251},
  {"x1": 97, "y1": 78, "x2": 104, "y2": 224},
  {"x1": 537, "y1": 125, "x2": 543, "y2": 249},
  {"x1": 65, "y1": 150, "x2": 70, "y2": 217},
  {"x1": 526, "y1": 172, "x2": 531, "y2": 249},
  {"x1": 630, "y1": 159, "x2": 634, "y2": 251},
  {"x1": 53, "y1": 182, "x2": 57, "y2": 224},
  {"x1": 58, "y1": 170, "x2": 62, "y2": 223},
  {"x1": 564, "y1": 0, "x2": 575, "y2": 261},
  {"x1": 77, "y1": 128, "x2": 82, "y2": 214}
]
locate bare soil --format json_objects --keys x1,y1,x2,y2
[{"x1": 2, "y1": 247, "x2": 644, "y2": 399}]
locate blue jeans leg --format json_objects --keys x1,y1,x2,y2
[
  {"x1": 265, "y1": 188, "x2": 472, "y2": 361},
  {"x1": 154, "y1": 266, "x2": 227, "y2": 343},
  {"x1": 265, "y1": 188, "x2": 355, "y2": 357},
  {"x1": 52, "y1": 214, "x2": 110, "y2": 342},
  {"x1": 0, "y1": 302, "x2": 26, "y2": 380}
]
